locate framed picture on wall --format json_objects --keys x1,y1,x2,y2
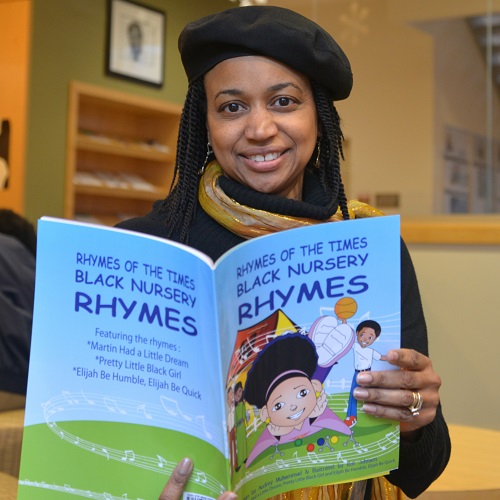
[{"x1": 106, "y1": 0, "x2": 165, "y2": 87}]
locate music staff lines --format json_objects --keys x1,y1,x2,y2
[
  {"x1": 234, "y1": 427, "x2": 400, "y2": 491},
  {"x1": 40, "y1": 391, "x2": 226, "y2": 497},
  {"x1": 43, "y1": 391, "x2": 222, "y2": 448}
]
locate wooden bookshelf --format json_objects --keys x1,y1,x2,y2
[{"x1": 65, "y1": 81, "x2": 182, "y2": 225}]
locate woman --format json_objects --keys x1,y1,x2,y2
[{"x1": 118, "y1": 6, "x2": 450, "y2": 500}]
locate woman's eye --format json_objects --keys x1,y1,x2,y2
[
  {"x1": 276, "y1": 97, "x2": 292, "y2": 107},
  {"x1": 223, "y1": 102, "x2": 242, "y2": 113},
  {"x1": 272, "y1": 402, "x2": 284, "y2": 412},
  {"x1": 298, "y1": 389, "x2": 310, "y2": 398}
]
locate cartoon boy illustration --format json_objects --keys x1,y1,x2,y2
[
  {"x1": 243, "y1": 333, "x2": 351, "y2": 467},
  {"x1": 344, "y1": 320, "x2": 387, "y2": 428}
]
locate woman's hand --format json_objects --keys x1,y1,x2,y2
[
  {"x1": 353, "y1": 349, "x2": 441, "y2": 438},
  {"x1": 158, "y1": 458, "x2": 237, "y2": 500}
]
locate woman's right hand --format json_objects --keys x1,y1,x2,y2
[{"x1": 158, "y1": 458, "x2": 237, "y2": 500}]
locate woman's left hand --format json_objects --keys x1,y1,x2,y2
[{"x1": 353, "y1": 348, "x2": 442, "y2": 437}]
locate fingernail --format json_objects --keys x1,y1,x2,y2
[
  {"x1": 357, "y1": 372, "x2": 373, "y2": 384},
  {"x1": 178, "y1": 458, "x2": 193, "y2": 476},
  {"x1": 387, "y1": 350, "x2": 399, "y2": 362},
  {"x1": 353, "y1": 388, "x2": 369, "y2": 399},
  {"x1": 362, "y1": 403, "x2": 377, "y2": 414},
  {"x1": 221, "y1": 493, "x2": 238, "y2": 500}
]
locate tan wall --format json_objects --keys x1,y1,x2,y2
[
  {"x1": 409, "y1": 243, "x2": 500, "y2": 430},
  {"x1": 0, "y1": 0, "x2": 30, "y2": 214},
  {"x1": 271, "y1": 0, "x2": 500, "y2": 216}
]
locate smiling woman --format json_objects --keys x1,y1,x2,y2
[{"x1": 116, "y1": 5, "x2": 450, "y2": 500}]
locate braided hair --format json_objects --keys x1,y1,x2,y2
[
  {"x1": 311, "y1": 81, "x2": 350, "y2": 221},
  {"x1": 155, "y1": 77, "x2": 208, "y2": 242},
  {"x1": 156, "y1": 77, "x2": 349, "y2": 244}
]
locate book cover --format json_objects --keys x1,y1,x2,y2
[{"x1": 18, "y1": 215, "x2": 401, "y2": 499}]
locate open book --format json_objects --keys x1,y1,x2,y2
[{"x1": 18, "y1": 215, "x2": 401, "y2": 500}]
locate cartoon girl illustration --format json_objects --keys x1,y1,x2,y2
[{"x1": 243, "y1": 333, "x2": 351, "y2": 467}]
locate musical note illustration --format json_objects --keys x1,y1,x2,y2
[
  {"x1": 62, "y1": 390, "x2": 78, "y2": 405},
  {"x1": 81, "y1": 391, "x2": 96, "y2": 405},
  {"x1": 275, "y1": 459, "x2": 289, "y2": 468},
  {"x1": 378, "y1": 442, "x2": 387, "y2": 451},
  {"x1": 104, "y1": 397, "x2": 126, "y2": 415},
  {"x1": 194, "y1": 472, "x2": 208, "y2": 484},
  {"x1": 385, "y1": 432, "x2": 398, "y2": 444},
  {"x1": 157, "y1": 455, "x2": 168, "y2": 468},
  {"x1": 292, "y1": 451, "x2": 302, "y2": 463},
  {"x1": 337, "y1": 451, "x2": 347, "y2": 464},
  {"x1": 161, "y1": 396, "x2": 192, "y2": 421},
  {"x1": 137, "y1": 403, "x2": 152, "y2": 420},
  {"x1": 196, "y1": 415, "x2": 213, "y2": 440},
  {"x1": 265, "y1": 332, "x2": 278, "y2": 343},
  {"x1": 101, "y1": 448, "x2": 109, "y2": 460},
  {"x1": 307, "y1": 452, "x2": 324, "y2": 463},
  {"x1": 121, "y1": 450, "x2": 135, "y2": 462}
]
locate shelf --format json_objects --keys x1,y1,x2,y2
[
  {"x1": 65, "y1": 81, "x2": 181, "y2": 224},
  {"x1": 76, "y1": 134, "x2": 173, "y2": 162},
  {"x1": 74, "y1": 184, "x2": 162, "y2": 201}
]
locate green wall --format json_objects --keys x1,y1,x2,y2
[{"x1": 24, "y1": 0, "x2": 229, "y2": 223}]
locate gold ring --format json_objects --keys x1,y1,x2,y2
[{"x1": 408, "y1": 391, "x2": 423, "y2": 417}]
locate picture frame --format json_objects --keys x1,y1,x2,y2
[{"x1": 106, "y1": 0, "x2": 165, "y2": 88}]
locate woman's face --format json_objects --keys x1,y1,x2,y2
[{"x1": 204, "y1": 56, "x2": 318, "y2": 201}]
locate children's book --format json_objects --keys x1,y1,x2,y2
[{"x1": 19, "y1": 215, "x2": 401, "y2": 500}]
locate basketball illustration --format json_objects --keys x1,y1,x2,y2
[{"x1": 334, "y1": 297, "x2": 358, "y2": 320}]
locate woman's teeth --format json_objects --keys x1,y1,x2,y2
[{"x1": 250, "y1": 152, "x2": 280, "y2": 162}]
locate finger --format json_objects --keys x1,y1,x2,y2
[
  {"x1": 158, "y1": 458, "x2": 193, "y2": 500},
  {"x1": 356, "y1": 368, "x2": 423, "y2": 391},
  {"x1": 353, "y1": 386, "x2": 439, "y2": 412},
  {"x1": 361, "y1": 401, "x2": 434, "y2": 424},
  {"x1": 219, "y1": 492, "x2": 238, "y2": 500},
  {"x1": 385, "y1": 349, "x2": 430, "y2": 371}
]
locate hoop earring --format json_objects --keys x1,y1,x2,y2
[
  {"x1": 199, "y1": 142, "x2": 213, "y2": 175},
  {"x1": 314, "y1": 139, "x2": 321, "y2": 169}
]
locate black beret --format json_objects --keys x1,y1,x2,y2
[
  {"x1": 244, "y1": 334, "x2": 318, "y2": 408},
  {"x1": 178, "y1": 6, "x2": 353, "y2": 101}
]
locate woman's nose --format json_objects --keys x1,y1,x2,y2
[{"x1": 245, "y1": 107, "x2": 278, "y2": 141}]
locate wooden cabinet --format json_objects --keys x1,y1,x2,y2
[{"x1": 65, "y1": 81, "x2": 182, "y2": 225}]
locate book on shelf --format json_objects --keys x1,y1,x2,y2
[{"x1": 18, "y1": 214, "x2": 401, "y2": 500}]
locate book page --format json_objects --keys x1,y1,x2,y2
[
  {"x1": 214, "y1": 216, "x2": 401, "y2": 499},
  {"x1": 18, "y1": 218, "x2": 229, "y2": 500}
]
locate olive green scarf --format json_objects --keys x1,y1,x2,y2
[{"x1": 198, "y1": 161, "x2": 383, "y2": 239}]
